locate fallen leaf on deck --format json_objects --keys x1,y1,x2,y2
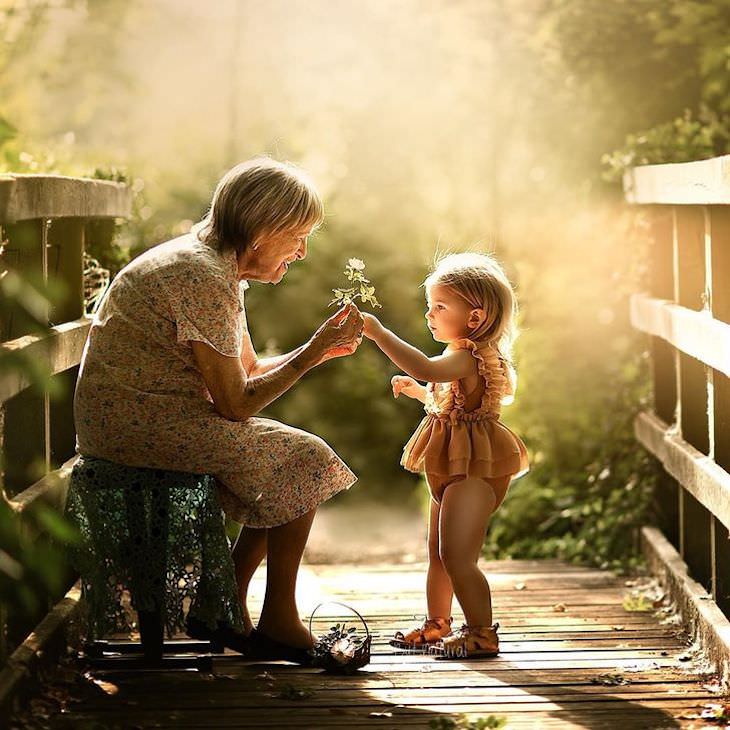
[
  {"x1": 702, "y1": 682, "x2": 725, "y2": 694},
  {"x1": 275, "y1": 684, "x2": 314, "y2": 700},
  {"x1": 622, "y1": 594, "x2": 654, "y2": 612},
  {"x1": 699, "y1": 703, "x2": 730, "y2": 722},
  {"x1": 83, "y1": 672, "x2": 118, "y2": 696},
  {"x1": 591, "y1": 673, "x2": 630, "y2": 686},
  {"x1": 553, "y1": 603, "x2": 566, "y2": 612}
]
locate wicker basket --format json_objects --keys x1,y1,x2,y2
[{"x1": 308, "y1": 601, "x2": 371, "y2": 674}]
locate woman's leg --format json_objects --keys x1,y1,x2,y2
[
  {"x1": 439, "y1": 476, "x2": 509, "y2": 627},
  {"x1": 232, "y1": 526, "x2": 268, "y2": 635},
  {"x1": 426, "y1": 491, "x2": 454, "y2": 620},
  {"x1": 257, "y1": 507, "x2": 317, "y2": 648}
]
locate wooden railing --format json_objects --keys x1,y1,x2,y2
[
  {"x1": 625, "y1": 155, "x2": 730, "y2": 618},
  {"x1": 0, "y1": 173, "x2": 131, "y2": 652}
]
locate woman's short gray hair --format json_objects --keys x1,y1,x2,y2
[{"x1": 194, "y1": 157, "x2": 324, "y2": 255}]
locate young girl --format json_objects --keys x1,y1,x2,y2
[{"x1": 361, "y1": 252, "x2": 528, "y2": 658}]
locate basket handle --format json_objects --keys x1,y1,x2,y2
[{"x1": 308, "y1": 601, "x2": 370, "y2": 642}]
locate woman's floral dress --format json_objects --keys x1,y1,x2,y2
[{"x1": 74, "y1": 234, "x2": 357, "y2": 527}]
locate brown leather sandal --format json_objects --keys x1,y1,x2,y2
[
  {"x1": 389, "y1": 616, "x2": 452, "y2": 650},
  {"x1": 430, "y1": 622, "x2": 499, "y2": 659}
]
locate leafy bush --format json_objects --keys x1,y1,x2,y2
[{"x1": 603, "y1": 108, "x2": 730, "y2": 182}]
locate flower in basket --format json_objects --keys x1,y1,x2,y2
[
  {"x1": 329, "y1": 258, "x2": 381, "y2": 309},
  {"x1": 310, "y1": 618, "x2": 371, "y2": 674},
  {"x1": 331, "y1": 636, "x2": 358, "y2": 665}
]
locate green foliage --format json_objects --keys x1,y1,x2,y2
[
  {"x1": 0, "y1": 498, "x2": 80, "y2": 616},
  {"x1": 430, "y1": 715, "x2": 507, "y2": 730},
  {"x1": 0, "y1": 265, "x2": 79, "y2": 617},
  {"x1": 546, "y1": 0, "x2": 730, "y2": 180},
  {"x1": 486, "y1": 347, "x2": 656, "y2": 573},
  {"x1": 249, "y1": 222, "x2": 434, "y2": 501},
  {"x1": 603, "y1": 108, "x2": 730, "y2": 182},
  {"x1": 483, "y1": 205, "x2": 657, "y2": 572},
  {"x1": 6, "y1": 0, "x2": 719, "y2": 572}
]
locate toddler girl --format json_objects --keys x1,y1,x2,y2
[{"x1": 361, "y1": 252, "x2": 528, "y2": 658}]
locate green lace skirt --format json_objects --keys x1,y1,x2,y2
[{"x1": 65, "y1": 456, "x2": 244, "y2": 638}]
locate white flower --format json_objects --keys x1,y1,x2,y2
[
  {"x1": 347, "y1": 258, "x2": 365, "y2": 271},
  {"x1": 331, "y1": 638, "x2": 357, "y2": 664}
]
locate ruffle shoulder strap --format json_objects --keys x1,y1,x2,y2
[{"x1": 447, "y1": 338, "x2": 511, "y2": 416}]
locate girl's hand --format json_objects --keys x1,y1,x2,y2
[
  {"x1": 362, "y1": 312, "x2": 384, "y2": 341},
  {"x1": 311, "y1": 304, "x2": 364, "y2": 362},
  {"x1": 391, "y1": 375, "x2": 422, "y2": 399}
]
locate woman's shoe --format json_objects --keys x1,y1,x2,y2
[
  {"x1": 247, "y1": 628, "x2": 315, "y2": 666},
  {"x1": 430, "y1": 622, "x2": 499, "y2": 659},
  {"x1": 185, "y1": 615, "x2": 249, "y2": 655},
  {"x1": 389, "y1": 616, "x2": 452, "y2": 651}
]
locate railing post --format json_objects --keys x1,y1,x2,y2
[
  {"x1": 627, "y1": 154, "x2": 730, "y2": 616},
  {"x1": 0, "y1": 173, "x2": 131, "y2": 661}
]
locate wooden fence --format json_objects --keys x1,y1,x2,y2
[
  {"x1": 0, "y1": 174, "x2": 131, "y2": 655},
  {"x1": 625, "y1": 154, "x2": 730, "y2": 618}
]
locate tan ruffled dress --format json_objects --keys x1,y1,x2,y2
[{"x1": 401, "y1": 338, "x2": 529, "y2": 499}]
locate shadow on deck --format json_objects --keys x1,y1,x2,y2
[{"x1": 47, "y1": 557, "x2": 722, "y2": 729}]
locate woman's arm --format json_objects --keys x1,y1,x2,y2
[
  {"x1": 363, "y1": 313, "x2": 475, "y2": 383},
  {"x1": 243, "y1": 309, "x2": 358, "y2": 377},
  {"x1": 248, "y1": 344, "x2": 308, "y2": 376},
  {"x1": 194, "y1": 304, "x2": 363, "y2": 420}
]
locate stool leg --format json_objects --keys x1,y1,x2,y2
[
  {"x1": 124, "y1": 486, "x2": 169, "y2": 662},
  {"x1": 138, "y1": 608, "x2": 164, "y2": 662}
]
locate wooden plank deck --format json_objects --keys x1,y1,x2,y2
[{"x1": 46, "y1": 558, "x2": 727, "y2": 729}]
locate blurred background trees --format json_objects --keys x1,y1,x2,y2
[{"x1": 2, "y1": 0, "x2": 728, "y2": 570}]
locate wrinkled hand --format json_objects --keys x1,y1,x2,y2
[
  {"x1": 313, "y1": 303, "x2": 364, "y2": 363},
  {"x1": 391, "y1": 375, "x2": 421, "y2": 399}
]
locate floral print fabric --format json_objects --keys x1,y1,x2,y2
[{"x1": 74, "y1": 234, "x2": 356, "y2": 527}]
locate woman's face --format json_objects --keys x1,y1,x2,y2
[{"x1": 239, "y1": 224, "x2": 313, "y2": 283}]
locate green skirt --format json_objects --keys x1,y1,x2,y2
[{"x1": 65, "y1": 456, "x2": 244, "y2": 638}]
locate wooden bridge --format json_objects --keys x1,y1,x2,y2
[{"x1": 1, "y1": 159, "x2": 730, "y2": 728}]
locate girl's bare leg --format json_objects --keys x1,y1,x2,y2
[
  {"x1": 439, "y1": 476, "x2": 509, "y2": 626},
  {"x1": 257, "y1": 507, "x2": 317, "y2": 648},
  {"x1": 426, "y1": 493, "x2": 454, "y2": 620},
  {"x1": 232, "y1": 526, "x2": 268, "y2": 635}
]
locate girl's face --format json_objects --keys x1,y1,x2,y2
[
  {"x1": 238, "y1": 224, "x2": 313, "y2": 283},
  {"x1": 425, "y1": 283, "x2": 481, "y2": 343}
]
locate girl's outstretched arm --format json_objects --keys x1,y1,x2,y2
[{"x1": 362, "y1": 313, "x2": 475, "y2": 383}]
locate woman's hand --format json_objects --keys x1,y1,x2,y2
[
  {"x1": 311, "y1": 303, "x2": 364, "y2": 363},
  {"x1": 362, "y1": 312, "x2": 384, "y2": 341},
  {"x1": 391, "y1": 375, "x2": 424, "y2": 400}
]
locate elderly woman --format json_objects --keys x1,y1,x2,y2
[{"x1": 74, "y1": 158, "x2": 363, "y2": 660}]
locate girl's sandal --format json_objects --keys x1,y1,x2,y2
[
  {"x1": 430, "y1": 623, "x2": 500, "y2": 659},
  {"x1": 389, "y1": 616, "x2": 452, "y2": 651}
]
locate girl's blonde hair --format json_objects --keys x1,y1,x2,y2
[
  {"x1": 424, "y1": 252, "x2": 519, "y2": 362},
  {"x1": 194, "y1": 157, "x2": 324, "y2": 255}
]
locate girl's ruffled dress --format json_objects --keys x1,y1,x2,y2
[{"x1": 401, "y1": 338, "x2": 529, "y2": 497}]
